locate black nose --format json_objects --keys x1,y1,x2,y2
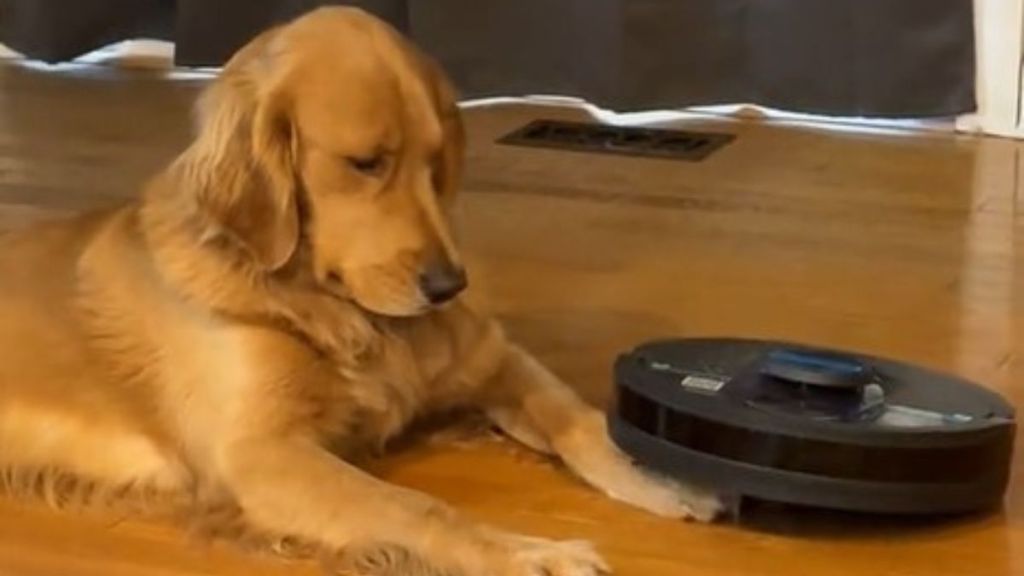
[{"x1": 419, "y1": 263, "x2": 467, "y2": 305}]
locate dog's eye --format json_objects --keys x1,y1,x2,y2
[{"x1": 347, "y1": 155, "x2": 386, "y2": 176}]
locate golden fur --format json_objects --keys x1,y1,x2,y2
[{"x1": 0, "y1": 7, "x2": 720, "y2": 575}]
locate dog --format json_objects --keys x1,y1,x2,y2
[{"x1": 0, "y1": 7, "x2": 720, "y2": 575}]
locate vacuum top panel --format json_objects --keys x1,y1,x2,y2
[{"x1": 615, "y1": 338, "x2": 1013, "y2": 444}]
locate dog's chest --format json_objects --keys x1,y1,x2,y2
[
  {"x1": 315, "y1": 337, "x2": 460, "y2": 453},
  {"x1": 311, "y1": 307, "x2": 500, "y2": 454}
]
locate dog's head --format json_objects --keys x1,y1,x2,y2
[{"x1": 180, "y1": 7, "x2": 466, "y2": 317}]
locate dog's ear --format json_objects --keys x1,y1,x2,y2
[
  {"x1": 419, "y1": 54, "x2": 465, "y2": 201},
  {"x1": 181, "y1": 27, "x2": 299, "y2": 271}
]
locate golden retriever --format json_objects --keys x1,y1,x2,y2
[{"x1": 0, "y1": 7, "x2": 720, "y2": 575}]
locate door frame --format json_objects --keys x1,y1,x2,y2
[{"x1": 957, "y1": 0, "x2": 1024, "y2": 137}]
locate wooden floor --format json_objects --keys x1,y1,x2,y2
[{"x1": 0, "y1": 61, "x2": 1021, "y2": 576}]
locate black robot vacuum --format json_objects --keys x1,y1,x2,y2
[{"x1": 608, "y1": 338, "x2": 1016, "y2": 514}]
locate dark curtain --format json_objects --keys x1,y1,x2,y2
[{"x1": 0, "y1": 0, "x2": 976, "y2": 118}]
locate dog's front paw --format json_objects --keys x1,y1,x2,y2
[
  {"x1": 557, "y1": 414, "x2": 725, "y2": 522},
  {"x1": 492, "y1": 533, "x2": 610, "y2": 576},
  {"x1": 605, "y1": 468, "x2": 725, "y2": 522}
]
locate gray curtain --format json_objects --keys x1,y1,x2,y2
[{"x1": 0, "y1": 0, "x2": 976, "y2": 118}]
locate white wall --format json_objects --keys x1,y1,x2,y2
[{"x1": 957, "y1": 0, "x2": 1024, "y2": 137}]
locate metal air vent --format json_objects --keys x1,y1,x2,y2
[{"x1": 498, "y1": 119, "x2": 734, "y2": 161}]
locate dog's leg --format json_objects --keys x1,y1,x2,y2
[
  {"x1": 0, "y1": 401, "x2": 190, "y2": 506},
  {"x1": 480, "y1": 345, "x2": 723, "y2": 522},
  {"x1": 212, "y1": 328, "x2": 609, "y2": 576},
  {"x1": 219, "y1": 434, "x2": 609, "y2": 576}
]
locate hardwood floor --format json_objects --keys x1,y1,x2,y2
[{"x1": 0, "y1": 61, "x2": 1021, "y2": 576}]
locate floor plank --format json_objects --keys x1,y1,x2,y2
[{"x1": 0, "y1": 62, "x2": 1021, "y2": 576}]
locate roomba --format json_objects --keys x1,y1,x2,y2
[{"x1": 608, "y1": 338, "x2": 1016, "y2": 514}]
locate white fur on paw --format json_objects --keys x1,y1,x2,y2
[
  {"x1": 606, "y1": 470, "x2": 725, "y2": 523},
  {"x1": 502, "y1": 535, "x2": 610, "y2": 576}
]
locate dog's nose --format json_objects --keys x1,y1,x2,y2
[{"x1": 419, "y1": 262, "x2": 467, "y2": 305}]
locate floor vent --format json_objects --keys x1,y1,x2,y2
[{"x1": 498, "y1": 119, "x2": 734, "y2": 161}]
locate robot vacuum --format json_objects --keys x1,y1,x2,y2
[{"x1": 608, "y1": 338, "x2": 1016, "y2": 514}]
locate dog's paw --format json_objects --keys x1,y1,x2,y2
[
  {"x1": 494, "y1": 534, "x2": 610, "y2": 576},
  {"x1": 605, "y1": 469, "x2": 725, "y2": 522},
  {"x1": 559, "y1": 414, "x2": 726, "y2": 522}
]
